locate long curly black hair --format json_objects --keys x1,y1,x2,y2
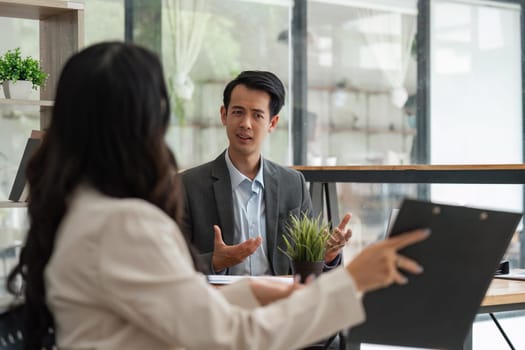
[{"x1": 6, "y1": 42, "x2": 196, "y2": 349}]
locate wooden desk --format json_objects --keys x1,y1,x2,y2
[
  {"x1": 481, "y1": 278, "x2": 525, "y2": 312},
  {"x1": 458, "y1": 278, "x2": 525, "y2": 350}
]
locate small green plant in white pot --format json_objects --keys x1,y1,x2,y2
[
  {"x1": 0, "y1": 48, "x2": 48, "y2": 99},
  {"x1": 280, "y1": 213, "x2": 330, "y2": 283}
]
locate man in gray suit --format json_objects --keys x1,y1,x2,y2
[{"x1": 181, "y1": 71, "x2": 351, "y2": 275}]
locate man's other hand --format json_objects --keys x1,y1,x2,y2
[{"x1": 324, "y1": 213, "x2": 352, "y2": 263}]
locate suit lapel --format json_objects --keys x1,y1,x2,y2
[
  {"x1": 264, "y1": 160, "x2": 280, "y2": 274},
  {"x1": 212, "y1": 152, "x2": 235, "y2": 245}
]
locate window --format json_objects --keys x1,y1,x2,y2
[
  {"x1": 161, "y1": 0, "x2": 292, "y2": 168},
  {"x1": 306, "y1": 0, "x2": 418, "y2": 166},
  {"x1": 430, "y1": 0, "x2": 523, "y2": 214}
]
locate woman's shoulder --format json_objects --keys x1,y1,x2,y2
[
  {"x1": 61, "y1": 186, "x2": 179, "y2": 246},
  {"x1": 73, "y1": 185, "x2": 172, "y2": 221}
]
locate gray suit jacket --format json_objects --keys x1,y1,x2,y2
[{"x1": 180, "y1": 151, "x2": 313, "y2": 275}]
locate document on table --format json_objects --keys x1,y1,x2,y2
[
  {"x1": 495, "y1": 269, "x2": 525, "y2": 281},
  {"x1": 207, "y1": 275, "x2": 294, "y2": 285}
]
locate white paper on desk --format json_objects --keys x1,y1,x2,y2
[
  {"x1": 495, "y1": 269, "x2": 525, "y2": 281},
  {"x1": 207, "y1": 275, "x2": 294, "y2": 285}
]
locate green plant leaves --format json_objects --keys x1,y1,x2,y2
[
  {"x1": 279, "y1": 213, "x2": 330, "y2": 262},
  {"x1": 0, "y1": 48, "x2": 48, "y2": 89}
]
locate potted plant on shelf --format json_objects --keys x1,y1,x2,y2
[
  {"x1": 0, "y1": 48, "x2": 48, "y2": 99},
  {"x1": 280, "y1": 213, "x2": 330, "y2": 283}
]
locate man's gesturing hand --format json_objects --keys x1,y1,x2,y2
[
  {"x1": 211, "y1": 225, "x2": 262, "y2": 272},
  {"x1": 324, "y1": 213, "x2": 353, "y2": 263}
]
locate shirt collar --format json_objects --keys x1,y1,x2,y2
[{"x1": 225, "y1": 149, "x2": 265, "y2": 189}]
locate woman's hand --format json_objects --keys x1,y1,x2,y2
[
  {"x1": 346, "y1": 229, "x2": 430, "y2": 293},
  {"x1": 249, "y1": 276, "x2": 305, "y2": 306}
]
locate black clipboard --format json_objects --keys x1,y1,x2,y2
[{"x1": 348, "y1": 199, "x2": 522, "y2": 349}]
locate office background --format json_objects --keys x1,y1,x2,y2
[
  {"x1": 0, "y1": 0, "x2": 523, "y2": 275},
  {"x1": 1, "y1": 1, "x2": 525, "y2": 349}
]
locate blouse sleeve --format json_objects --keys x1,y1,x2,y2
[
  {"x1": 98, "y1": 201, "x2": 365, "y2": 350},
  {"x1": 216, "y1": 279, "x2": 259, "y2": 309}
]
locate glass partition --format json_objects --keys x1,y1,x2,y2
[
  {"x1": 338, "y1": 182, "x2": 522, "y2": 271},
  {"x1": 306, "y1": 0, "x2": 418, "y2": 166},
  {"x1": 430, "y1": 0, "x2": 522, "y2": 166},
  {"x1": 430, "y1": 0, "x2": 523, "y2": 216},
  {"x1": 161, "y1": 0, "x2": 292, "y2": 169}
]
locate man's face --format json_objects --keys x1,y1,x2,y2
[{"x1": 221, "y1": 84, "x2": 279, "y2": 159}]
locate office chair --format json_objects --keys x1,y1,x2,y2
[
  {"x1": 0, "y1": 304, "x2": 25, "y2": 350},
  {"x1": 0, "y1": 304, "x2": 56, "y2": 350}
]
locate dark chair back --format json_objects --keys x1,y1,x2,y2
[
  {"x1": 0, "y1": 304, "x2": 56, "y2": 350},
  {"x1": 0, "y1": 304, "x2": 24, "y2": 350}
]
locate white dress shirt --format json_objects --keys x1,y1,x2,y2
[{"x1": 225, "y1": 150, "x2": 269, "y2": 275}]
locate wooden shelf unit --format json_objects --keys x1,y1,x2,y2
[
  {"x1": 0, "y1": 0, "x2": 84, "y2": 128},
  {"x1": 0, "y1": 0, "x2": 83, "y2": 20},
  {"x1": 0, "y1": 1, "x2": 84, "y2": 204},
  {"x1": 0, "y1": 98, "x2": 54, "y2": 107},
  {"x1": 0, "y1": 201, "x2": 27, "y2": 209}
]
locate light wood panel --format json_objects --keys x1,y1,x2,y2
[
  {"x1": 0, "y1": 99, "x2": 53, "y2": 106},
  {"x1": 40, "y1": 6, "x2": 84, "y2": 128},
  {"x1": 482, "y1": 277, "x2": 525, "y2": 306},
  {"x1": 294, "y1": 164, "x2": 525, "y2": 171},
  {"x1": 0, "y1": 201, "x2": 27, "y2": 208},
  {"x1": 0, "y1": 0, "x2": 83, "y2": 20}
]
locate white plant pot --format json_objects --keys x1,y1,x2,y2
[{"x1": 2, "y1": 80, "x2": 34, "y2": 99}]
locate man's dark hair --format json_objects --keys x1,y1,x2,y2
[{"x1": 223, "y1": 70, "x2": 285, "y2": 117}]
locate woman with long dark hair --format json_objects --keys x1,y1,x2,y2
[{"x1": 7, "y1": 42, "x2": 428, "y2": 350}]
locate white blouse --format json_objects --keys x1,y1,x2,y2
[{"x1": 45, "y1": 186, "x2": 365, "y2": 350}]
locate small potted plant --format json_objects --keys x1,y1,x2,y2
[
  {"x1": 0, "y1": 48, "x2": 48, "y2": 99},
  {"x1": 280, "y1": 213, "x2": 330, "y2": 283}
]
